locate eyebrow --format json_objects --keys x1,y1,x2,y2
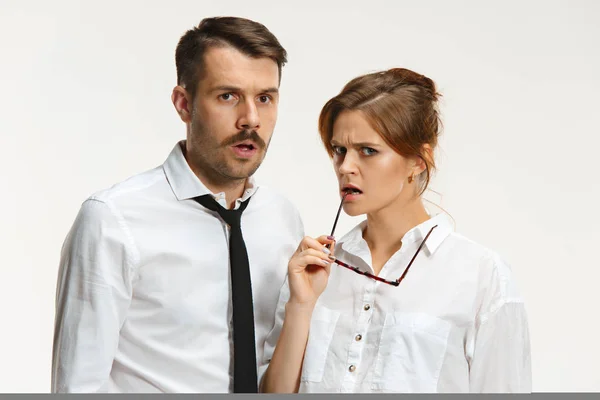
[
  {"x1": 210, "y1": 85, "x2": 279, "y2": 94},
  {"x1": 330, "y1": 140, "x2": 380, "y2": 148}
]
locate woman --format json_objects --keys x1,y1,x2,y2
[{"x1": 261, "y1": 68, "x2": 531, "y2": 393}]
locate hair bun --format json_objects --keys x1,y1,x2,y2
[{"x1": 386, "y1": 68, "x2": 439, "y2": 100}]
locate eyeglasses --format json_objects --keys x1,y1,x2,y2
[{"x1": 327, "y1": 192, "x2": 437, "y2": 287}]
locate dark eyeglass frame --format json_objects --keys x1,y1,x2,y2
[{"x1": 327, "y1": 192, "x2": 437, "y2": 287}]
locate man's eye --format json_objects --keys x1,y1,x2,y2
[
  {"x1": 219, "y1": 93, "x2": 234, "y2": 101},
  {"x1": 258, "y1": 95, "x2": 271, "y2": 103}
]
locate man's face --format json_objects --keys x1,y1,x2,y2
[{"x1": 186, "y1": 46, "x2": 280, "y2": 183}]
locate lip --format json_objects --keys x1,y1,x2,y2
[
  {"x1": 340, "y1": 184, "x2": 363, "y2": 201},
  {"x1": 230, "y1": 141, "x2": 259, "y2": 159}
]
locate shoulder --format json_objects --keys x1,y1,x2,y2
[
  {"x1": 445, "y1": 232, "x2": 525, "y2": 313},
  {"x1": 87, "y1": 165, "x2": 165, "y2": 205},
  {"x1": 444, "y1": 232, "x2": 514, "y2": 275},
  {"x1": 251, "y1": 185, "x2": 305, "y2": 235},
  {"x1": 253, "y1": 185, "x2": 302, "y2": 217},
  {"x1": 63, "y1": 170, "x2": 159, "y2": 267},
  {"x1": 69, "y1": 165, "x2": 165, "y2": 241}
]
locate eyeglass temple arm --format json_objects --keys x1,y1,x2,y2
[
  {"x1": 396, "y1": 225, "x2": 438, "y2": 284},
  {"x1": 334, "y1": 258, "x2": 400, "y2": 286},
  {"x1": 326, "y1": 192, "x2": 349, "y2": 249}
]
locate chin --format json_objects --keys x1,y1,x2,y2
[
  {"x1": 342, "y1": 203, "x2": 366, "y2": 217},
  {"x1": 225, "y1": 161, "x2": 262, "y2": 179}
]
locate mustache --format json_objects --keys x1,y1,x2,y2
[{"x1": 221, "y1": 130, "x2": 266, "y2": 149}]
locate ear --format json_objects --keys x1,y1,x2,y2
[
  {"x1": 413, "y1": 144, "x2": 433, "y2": 175},
  {"x1": 171, "y1": 86, "x2": 193, "y2": 123}
]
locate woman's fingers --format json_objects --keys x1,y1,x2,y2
[
  {"x1": 314, "y1": 235, "x2": 336, "y2": 254},
  {"x1": 301, "y1": 235, "x2": 333, "y2": 249},
  {"x1": 315, "y1": 235, "x2": 336, "y2": 246},
  {"x1": 290, "y1": 235, "x2": 337, "y2": 276},
  {"x1": 301, "y1": 254, "x2": 333, "y2": 269},
  {"x1": 298, "y1": 235, "x2": 335, "y2": 253},
  {"x1": 289, "y1": 247, "x2": 335, "y2": 274},
  {"x1": 301, "y1": 248, "x2": 335, "y2": 263},
  {"x1": 287, "y1": 237, "x2": 336, "y2": 304}
]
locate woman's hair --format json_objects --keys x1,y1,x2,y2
[{"x1": 318, "y1": 67, "x2": 442, "y2": 196}]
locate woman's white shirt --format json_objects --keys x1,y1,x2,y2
[{"x1": 262, "y1": 213, "x2": 531, "y2": 393}]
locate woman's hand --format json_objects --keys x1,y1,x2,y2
[{"x1": 287, "y1": 235, "x2": 336, "y2": 306}]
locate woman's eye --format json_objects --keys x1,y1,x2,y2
[
  {"x1": 361, "y1": 147, "x2": 377, "y2": 156},
  {"x1": 332, "y1": 146, "x2": 346, "y2": 155}
]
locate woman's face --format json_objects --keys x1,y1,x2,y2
[{"x1": 331, "y1": 110, "x2": 421, "y2": 216}]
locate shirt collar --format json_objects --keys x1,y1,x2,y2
[
  {"x1": 409, "y1": 212, "x2": 453, "y2": 254},
  {"x1": 338, "y1": 212, "x2": 454, "y2": 257},
  {"x1": 162, "y1": 140, "x2": 259, "y2": 207}
]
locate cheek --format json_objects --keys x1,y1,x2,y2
[
  {"x1": 198, "y1": 99, "x2": 230, "y2": 122},
  {"x1": 333, "y1": 159, "x2": 343, "y2": 179},
  {"x1": 366, "y1": 156, "x2": 408, "y2": 192},
  {"x1": 209, "y1": 107, "x2": 233, "y2": 127},
  {"x1": 197, "y1": 105, "x2": 232, "y2": 136},
  {"x1": 259, "y1": 107, "x2": 277, "y2": 131}
]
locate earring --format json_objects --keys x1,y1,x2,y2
[{"x1": 408, "y1": 173, "x2": 415, "y2": 184}]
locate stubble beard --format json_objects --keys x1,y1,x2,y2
[{"x1": 188, "y1": 119, "x2": 270, "y2": 187}]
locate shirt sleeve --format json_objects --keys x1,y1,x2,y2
[
  {"x1": 51, "y1": 198, "x2": 136, "y2": 393},
  {"x1": 468, "y1": 256, "x2": 532, "y2": 393},
  {"x1": 257, "y1": 199, "x2": 304, "y2": 388},
  {"x1": 258, "y1": 275, "x2": 291, "y2": 387}
]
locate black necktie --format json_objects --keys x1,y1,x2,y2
[{"x1": 194, "y1": 194, "x2": 258, "y2": 393}]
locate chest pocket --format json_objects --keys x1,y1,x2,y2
[
  {"x1": 300, "y1": 305, "x2": 340, "y2": 383},
  {"x1": 371, "y1": 312, "x2": 451, "y2": 392}
]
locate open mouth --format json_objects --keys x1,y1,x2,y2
[
  {"x1": 231, "y1": 142, "x2": 259, "y2": 158},
  {"x1": 234, "y1": 143, "x2": 256, "y2": 151},
  {"x1": 343, "y1": 187, "x2": 362, "y2": 195}
]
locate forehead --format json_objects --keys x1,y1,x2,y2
[
  {"x1": 332, "y1": 110, "x2": 384, "y2": 144},
  {"x1": 198, "y1": 45, "x2": 279, "y2": 92}
]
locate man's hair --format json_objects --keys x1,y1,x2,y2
[{"x1": 175, "y1": 16, "x2": 287, "y2": 98}]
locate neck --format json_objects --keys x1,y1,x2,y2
[
  {"x1": 183, "y1": 147, "x2": 247, "y2": 209},
  {"x1": 197, "y1": 172, "x2": 247, "y2": 209},
  {"x1": 363, "y1": 195, "x2": 430, "y2": 258}
]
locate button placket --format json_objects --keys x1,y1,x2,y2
[
  {"x1": 342, "y1": 285, "x2": 374, "y2": 389},
  {"x1": 362, "y1": 279, "x2": 375, "y2": 311},
  {"x1": 345, "y1": 326, "x2": 367, "y2": 379}
]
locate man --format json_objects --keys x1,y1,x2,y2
[{"x1": 52, "y1": 16, "x2": 304, "y2": 393}]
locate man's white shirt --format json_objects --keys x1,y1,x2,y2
[{"x1": 52, "y1": 141, "x2": 304, "y2": 392}]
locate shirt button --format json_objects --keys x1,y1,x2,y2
[
  {"x1": 363, "y1": 304, "x2": 371, "y2": 311},
  {"x1": 348, "y1": 365, "x2": 356, "y2": 372},
  {"x1": 355, "y1": 334, "x2": 362, "y2": 341}
]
